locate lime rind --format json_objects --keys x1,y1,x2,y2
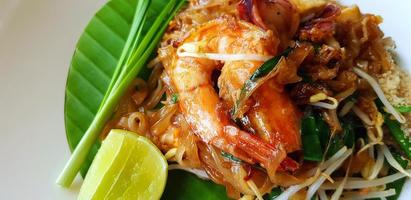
[{"x1": 78, "y1": 130, "x2": 168, "y2": 200}]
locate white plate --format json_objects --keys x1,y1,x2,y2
[{"x1": 0, "y1": 0, "x2": 409, "y2": 199}]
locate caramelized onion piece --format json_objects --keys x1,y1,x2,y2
[
  {"x1": 238, "y1": 0, "x2": 300, "y2": 47},
  {"x1": 299, "y1": 4, "x2": 341, "y2": 42}
]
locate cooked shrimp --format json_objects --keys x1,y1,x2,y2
[
  {"x1": 219, "y1": 69, "x2": 302, "y2": 153},
  {"x1": 246, "y1": 81, "x2": 302, "y2": 153},
  {"x1": 160, "y1": 17, "x2": 288, "y2": 179},
  {"x1": 218, "y1": 43, "x2": 302, "y2": 154}
]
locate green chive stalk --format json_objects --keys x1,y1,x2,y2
[
  {"x1": 100, "y1": 0, "x2": 150, "y2": 108},
  {"x1": 56, "y1": 0, "x2": 186, "y2": 187}
]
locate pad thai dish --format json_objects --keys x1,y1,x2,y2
[{"x1": 66, "y1": 0, "x2": 411, "y2": 199}]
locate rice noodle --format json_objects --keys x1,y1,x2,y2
[
  {"x1": 144, "y1": 79, "x2": 166, "y2": 109},
  {"x1": 380, "y1": 144, "x2": 411, "y2": 177},
  {"x1": 306, "y1": 149, "x2": 353, "y2": 200},
  {"x1": 334, "y1": 86, "x2": 357, "y2": 102},
  {"x1": 239, "y1": 195, "x2": 255, "y2": 200},
  {"x1": 323, "y1": 109, "x2": 342, "y2": 133},
  {"x1": 207, "y1": 147, "x2": 254, "y2": 194},
  {"x1": 147, "y1": 66, "x2": 163, "y2": 90},
  {"x1": 131, "y1": 79, "x2": 149, "y2": 106},
  {"x1": 352, "y1": 105, "x2": 374, "y2": 126},
  {"x1": 168, "y1": 164, "x2": 210, "y2": 180},
  {"x1": 177, "y1": 42, "x2": 272, "y2": 62},
  {"x1": 321, "y1": 169, "x2": 411, "y2": 189},
  {"x1": 353, "y1": 67, "x2": 406, "y2": 123},
  {"x1": 150, "y1": 104, "x2": 178, "y2": 136},
  {"x1": 165, "y1": 148, "x2": 177, "y2": 160},
  {"x1": 128, "y1": 112, "x2": 149, "y2": 135},
  {"x1": 341, "y1": 188, "x2": 396, "y2": 199},
  {"x1": 147, "y1": 56, "x2": 161, "y2": 68}
]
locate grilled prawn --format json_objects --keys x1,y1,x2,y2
[{"x1": 160, "y1": 17, "x2": 300, "y2": 178}]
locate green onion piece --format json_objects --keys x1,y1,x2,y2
[
  {"x1": 326, "y1": 120, "x2": 355, "y2": 158},
  {"x1": 342, "y1": 120, "x2": 355, "y2": 148},
  {"x1": 347, "y1": 91, "x2": 359, "y2": 102},
  {"x1": 263, "y1": 187, "x2": 282, "y2": 200},
  {"x1": 395, "y1": 105, "x2": 411, "y2": 113},
  {"x1": 386, "y1": 149, "x2": 408, "y2": 200},
  {"x1": 56, "y1": 0, "x2": 187, "y2": 187},
  {"x1": 221, "y1": 151, "x2": 243, "y2": 163},
  {"x1": 301, "y1": 113, "x2": 323, "y2": 161},
  {"x1": 384, "y1": 115, "x2": 411, "y2": 160},
  {"x1": 326, "y1": 135, "x2": 345, "y2": 158},
  {"x1": 171, "y1": 93, "x2": 179, "y2": 104},
  {"x1": 112, "y1": 0, "x2": 178, "y2": 91},
  {"x1": 232, "y1": 47, "x2": 293, "y2": 119},
  {"x1": 250, "y1": 47, "x2": 292, "y2": 81},
  {"x1": 99, "y1": 0, "x2": 150, "y2": 108}
]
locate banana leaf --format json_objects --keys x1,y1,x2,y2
[{"x1": 64, "y1": 0, "x2": 228, "y2": 198}]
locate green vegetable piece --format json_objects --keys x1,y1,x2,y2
[
  {"x1": 386, "y1": 150, "x2": 408, "y2": 200},
  {"x1": 347, "y1": 91, "x2": 359, "y2": 102},
  {"x1": 301, "y1": 113, "x2": 323, "y2": 161},
  {"x1": 250, "y1": 48, "x2": 293, "y2": 81},
  {"x1": 58, "y1": 0, "x2": 187, "y2": 187},
  {"x1": 162, "y1": 170, "x2": 229, "y2": 200},
  {"x1": 326, "y1": 135, "x2": 345, "y2": 158},
  {"x1": 171, "y1": 93, "x2": 179, "y2": 104},
  {"x1": 263, "y1": 187, "x2": 282, "y2": 200},
  {"x1": 64, "y1": 0, "x2": 142, "y2": 179},
  {"x1": 395, "y1": 105, "x2": 411, "y2": 113},
  {"x1": 326, "y1": 118, "x2": 355, "y2": 158},
  {"x1": 342, "y1": 121, "x2": 355, "y2": 148},
  {"x1": 384, "y1": 115, "x2": 411, "y2": 160},
  {"x1": 221, "y1": 151, "x2": 243, "y2": 163},
  {"x1": 232, "y1": 47, "x2": 293, "y2": 119},
  {"x1": 100, "y1": 0, "x2": 150, "y2": 108}
]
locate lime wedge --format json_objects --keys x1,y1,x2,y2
[{"x1": 78, "y1": 129, "x2": 167, "y2": 200}]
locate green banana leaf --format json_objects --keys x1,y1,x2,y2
[{"x1": 64, "y1": 0, "x2": 228, "y2": 198}]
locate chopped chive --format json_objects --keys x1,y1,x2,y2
[
  {"x1": 384, "y1": 115, "x2": 411, "y2": 160},
  {"x1": 232, "y1": 47, "x2": 293, "y2": 119},
  {"x1": 301, "y1": 112, "x2": 323, "y2": 161},
  {"x1": 263, "y1": 187, "x2": 282, "y2": 200},
  {"x1": 221, "y1": 151, "x2": 243, "y2": 163},
  {"x1": 395, "y1": 105, "x2": 411, "y2": 113},
  {"x1": 99, "y1": 0, "x2": 150, "y2": 108},
  {"x1": 171, "y1": 93, "x2": 179, "y2": 104},
  {"x1": 56, "y1": 0, "x2": 187, "y2": 187}
]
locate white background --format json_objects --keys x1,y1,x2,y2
[{"x1": 0, "y1": 0, "x2": 410, "y2": 199}]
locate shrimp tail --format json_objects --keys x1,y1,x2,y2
[{"x1": 222, "y1": 126, "x2": 287, "y2": 181}]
